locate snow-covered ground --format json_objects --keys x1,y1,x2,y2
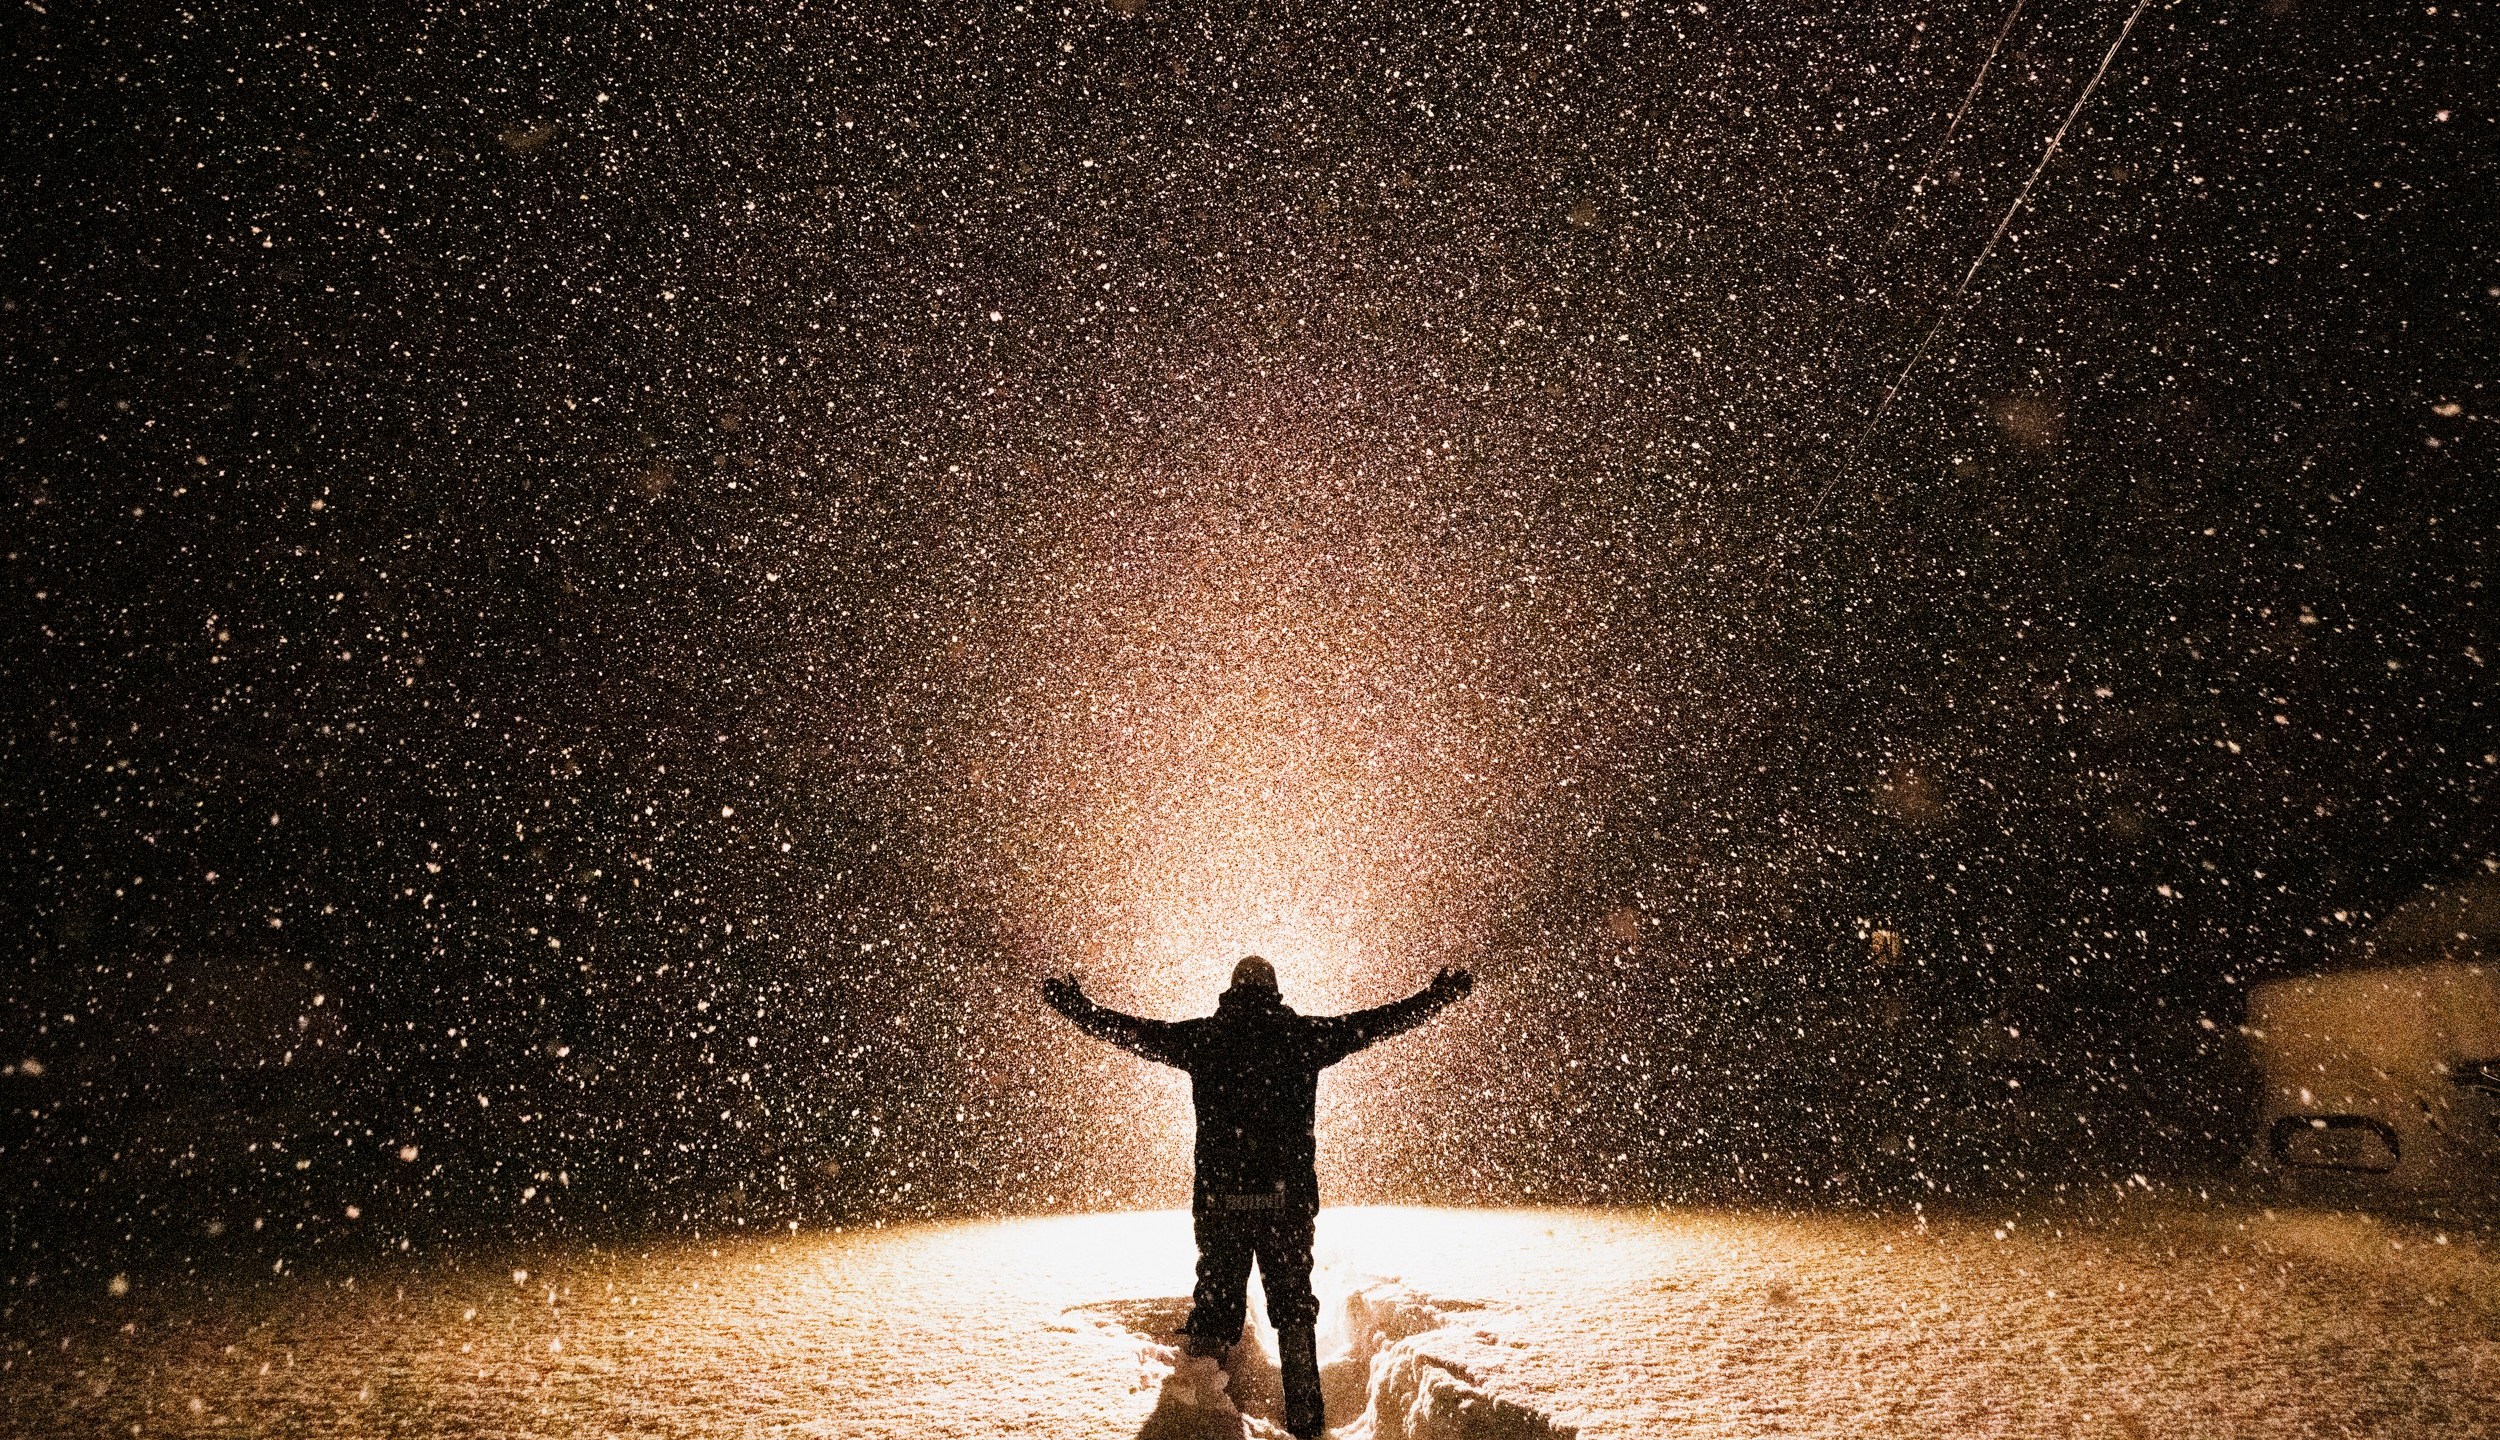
[{"x1": 7, "y1": 1204, "x2": 2493, "y2": 1437}]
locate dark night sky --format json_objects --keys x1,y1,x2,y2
[{"x1": 2, "y1": 1, "x2": 2492, "y2": 1271}]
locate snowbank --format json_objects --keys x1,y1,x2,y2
[{"x1": 7, "y1": 1206, "x2": 2493, "y2": 1437}]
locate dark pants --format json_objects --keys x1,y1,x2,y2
[{"x1": 1186, "y1": 1200, "x2": 1319, "y2": 1347}]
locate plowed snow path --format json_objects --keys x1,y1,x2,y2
[{"x1": 6, "y1": 1205, "x2": 2493, "y2": 1438}]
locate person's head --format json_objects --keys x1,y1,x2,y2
[{"x1": 1228, "y1": 954, "x2": 1279, "y2": 997}]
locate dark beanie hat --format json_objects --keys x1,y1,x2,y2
[{"x1": 1229, "y1": 955, "x2": 1279, "y2": 993}]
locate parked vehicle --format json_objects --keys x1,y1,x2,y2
[{"x1": 2247, "y1": 959, "x2": 2498, "y2": 1194}]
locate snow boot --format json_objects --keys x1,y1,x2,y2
[{"x1": 1279, "y1": 1324, "x2": 1325, "y2": 1439}]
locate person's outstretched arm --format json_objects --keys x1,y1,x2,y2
[
  {"x1": 1040, "y1": 974, "x2": 1190, "y2": 1067},
  {"x1": 1312, "y1": 966, "x2": 1474, "y2": 1065}
]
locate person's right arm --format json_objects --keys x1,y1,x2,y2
[{"x1": 1041, "y1": 974, "x2": 1189, "y2": 1067}]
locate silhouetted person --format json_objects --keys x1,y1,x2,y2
[{"x1": 1042, "y1": 955, "x2": 1475, "y2": 1440}]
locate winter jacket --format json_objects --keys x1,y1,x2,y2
[{"x1": 1045, "y1": 979, "x2": 1465, "y2": 1211}]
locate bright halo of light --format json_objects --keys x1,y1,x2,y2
[{"x1": 928, "y1": 464, "x2": 1607, "y2": 1198}]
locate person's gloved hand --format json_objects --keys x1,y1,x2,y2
[
  {"x1": 1040, "y1": 973, "x2": 1086, "y2": 1011},
  {"x1": 1429, "y1": 965, "x2": 1474, "y2": 1001}
]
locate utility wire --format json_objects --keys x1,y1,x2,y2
[
  {"x1": 1868, "y1": 0, "x2": 2032, "y2": 262},
  {"x1": 1811, "y1": 0, "x2": 2157, "y2": 521},
  {"x1": 1906, "y1": 0, "x2": 2030, "y2": 208}
]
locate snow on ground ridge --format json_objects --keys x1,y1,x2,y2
[
  {"x1": 1074, "y1": 1274, "x2": 1576, "y2": 1440},
  {"x1": 1330, "y1": 1281, "x2": 1578, "y2": 1440}
]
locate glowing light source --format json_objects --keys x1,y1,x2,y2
[
  {"x1": 947, "y1": 480, "x2": 1588, "y2": 1010},
  {"x1": 926, "y1": 464, "x2": 1606, "y2": 1196}
]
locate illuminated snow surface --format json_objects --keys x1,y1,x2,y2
[{"x1": 9, "y1": 1205, "x2": 2496, "y2": 1438}]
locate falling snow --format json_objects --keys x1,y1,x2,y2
[{"x1": 1, "y1": 0, "x2": 2492, "y2": 1432}]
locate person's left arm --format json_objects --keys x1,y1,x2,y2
[{"x1": 1311, "y1": 966, "x2": 1474, "y2": 1064}]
